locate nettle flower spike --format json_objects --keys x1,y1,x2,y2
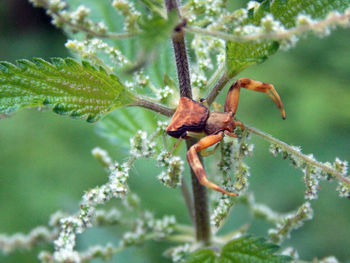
[
  {"x1": 157, "y1": 151, "x2": 184, "y2": 188},
  {"x1": 269, "y1": 202, "x2": 313, "y2": 244}
]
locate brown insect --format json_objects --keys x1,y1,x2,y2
[{"x1": 166, "y1": 78, "x2": 286, "y2": 196}]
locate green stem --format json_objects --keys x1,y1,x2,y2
[
  {"x1": 206, "y1": 72, "x2": 230, "y2": 105},
  {"x1": 132, "y1": 97, "x2": 174, "y2": 117},
  {"x1": 246, "y1": 125, "x2": 350, "y2": 186}
]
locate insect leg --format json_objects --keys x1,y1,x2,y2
[
  {"x1": 224, "y1": 78, "x2": 286, "y2": 119},
  {"x1": 186, "y1": 132, "x2": 238, "y2": 196}
]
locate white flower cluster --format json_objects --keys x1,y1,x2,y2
[
  {"x1": 79, "y1": 243, "x2": 116, "y2": 262},
  {"x1": 156, "y1": 85, "x2": 174, "y2": 102},
  {"x1": 270, "y1": 143, "x2": 350, "y2": 199},
  {"x1": 319, "y1": 256, "x2": 340, "y2": 263},
  {"x1": 233, "y1": 140, "x2": 253, "y2": 192},
  {"x1": 29, "y1": 1, "x2": 108, "y2": 35},
  {"x1": 268, "y1": 202, "x2": 313, "y2": 244},
  {"x1": 120, "y1": 212, "x2": 176, "y2": 247},
  {"x1": 0, "y1": 226, "x2": 56, "y2": 254},
  {"x1": 112, "y1": 0, "x2": 141, "y2": 32},
  {"x1": 52, "y1": 149, "x2": 132, "y2": 262},
  {"x1": 93, "y1": 208, "x2": 122, "y2": 226},
  {"x1": 169, "y1": 243, "x2": 192, "y2": 263},
  {"x1": 53, "y1": 217, "x2": 82, "y2": 262},
  {"x1": 211, "y1": 133, "x2": 254, "y2": 228},
  {"x1": 247, "y1": 1, "x2": 260, "y2": 10},
  {"x1": 91, "y1": 147, "x2": 113, "y2": 169},
  {"x1": 303, "y1": 164, "x2": 321, "y2": 200},
  {"x1": 130, "y1": 130, "x2": 156, "y2": 158},
  {"x1": 157, "y1": 151, "x2": 184, "y2": 188},
  {"x1": 186, "y1": 0, "x2": 228, "y2": 24},
  {"x1": 281, "y1": 247, "x2": 299, "y2": 260},
  {"x1": 210, "y1": 195, "x2": 237, "y2": 228},
  {"x1": 334, "y1": 158, "x2": 349, "y2": 197},
  {"x1": 191, "y1": 36, "x2": 214, "y2": 71},
  {"x1": 66, "y1": 39, "x2": 128, "y2": 68}
]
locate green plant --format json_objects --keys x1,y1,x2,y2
[{"x1": 0, "y1": 0, "x2": 349, "y2": 262}]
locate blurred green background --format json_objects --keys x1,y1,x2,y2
[{"x1": 0, "y1": 0, "x2": 349, "y2": 262}]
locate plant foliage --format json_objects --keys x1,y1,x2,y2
[
  {"x1": 225, "y1": 0, "x2": 350, "y2": 77},
  {"x1": 186, "y1": 236, "x2": 291, "y2": 263},
  {"x1": 0, "y1": 58, "x2": 135, "y2": 122}
]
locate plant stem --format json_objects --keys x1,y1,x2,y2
[
  {"x1": 165, "y1": 0, "x2": 211, "y2": 244},
  {"x1": 206, "y1": 72, "x2": 230, "y2": 105},
  {"x1": 132, "y1": 97, "x2": 174, "y2": 117},
  {"x1": 185, "y1": 11, "x2": 350, "y2": 42},
  {"x1": 180, "y1": 177, "x2": 194, "y2": 222},
  {"x1": 245, "y1": 125, "x2": 350, "y2": 186}
]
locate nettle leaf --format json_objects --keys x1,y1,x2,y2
[
  {"x1": 96, "y1": 107, "x2": 161, "y2": 148},
  {"x1": 126, "y1": 11, "x2": 178, "y2": 72},
  {"x1": 226, "y1": 0, "x2": 350, "y2": 77},
  {"x1": 185, "y1": 236, "x2": 290, "y2": 263},
  {"x1": 220, "y1": 236, "x2": 291, "y2": 263},
  {"x1": 0, "y1": 58, "x2": 135, "y2": 122},
  {"x1": 186, "y1": 249, "x2": 219, "y2": 263},
  {"x1": 97, "y1": 41, "x2": 177, "y2": 147},
  {"x1": 270, "y1": 0, "x2": 350, "y2": 28}
]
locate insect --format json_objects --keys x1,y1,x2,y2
[{"x1": 166, "y1": 78, "x2": 286, "y2": 196}]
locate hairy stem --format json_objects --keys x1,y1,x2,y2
[
  {"x1": 246, "y1": 125, "x2": 350, "y2": 185},
  {"x1": 206, "y1": 72, "x2": 231, "y2": 105},
  {"x1": 185, "y1": 11, "x2": 350, "y2": 42},
  {"x1": 181, "y1": 177, "x2": 195, "y2": 223},
  {"x1": 132, "y1": 97, "x2": 174, "y2": 117},
  {"x1": 186, "y1": 139, "x2": 211, "y2": 243},
  {"x1": 165, "y1": 0, "x2": 211, "y2": 244}
]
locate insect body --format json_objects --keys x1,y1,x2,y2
[{"x1": 166, "y1": 78, "x2": 286, "y2": 196}]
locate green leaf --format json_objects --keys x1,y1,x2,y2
[
  {"x1": 96, "y1": 107, "x2": 161, "y2": 147},
  {"x1": 226, "y1": 0, "x2": 350, "y2": 77},
  {"x1": 0, "y1": 58, "x2": 136, "y2": 122},
  {"x1": 270, "y1": 0, "x2": 350, "y2": 28},
  {"x1": 221, "y1": 236, "x2": 291, "y2": 263},
  {"x1": 185, "y1": 236, "x2": 291, "y2": 263},
  {"x1": 186, "y1": 249, "x2": 219, "y2": 263},
  {"x1": 125, "y1": 11, "x2": 179, "y2": 73},
  {"x1": 226, "y1": 41, "x2": 279, "y2": 77}
]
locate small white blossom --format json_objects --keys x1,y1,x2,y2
[
  {"x1": 92, "y1": 147, "x2": 113, "y2": 169},
  {"x1": 281, "y1": 247, "x2": 299, "y2": 260},
  {"x1": 269, "y1": 202, "x2": 313, "y2": 244},
  {"x1": 261, "y1": 14, "x2": 285, "y2": 33},
  {"x1": 130, "y1": 130, "x2": 156, "y2": 158},
  {"x1": 157, "y1": 151, "x2": 184, "y2": 188},
  {"x1": 156, "y1": 85, "x2": 174, "y2": 101},
  {"x1": 169, "y1": 243, "x2": 192, "y2": 263},
  {"x1": 319, "y1": 256, "x2": 340, "y2": 263},
  {"x1": 211, "y1": 196, "x2": 235, "y2": 228},
  {"x1": 247, "y1": 1, "x2": 260, "y2": 10}
]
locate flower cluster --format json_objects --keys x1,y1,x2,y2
[
  {"x1": 120, "y1": 212, "x2": 176, "y2": 247},
  {"x1": 211, "y1": 132, "x2": 253, "y2": 228},
  {"x1": 51, "y1": 148, "x2": 132, "y2": 262},
  {"x1": 0, "y1": 226, "x2": 56, "y2": 254},
  {"x1": 157, "y1": 151, "x2": 184, "y2": 188},
  {"x1": 65, "y1": 39, "x2": 128, "y2": 69},
  {"x1": 112, "y1": 0, "x2": 141, "y2": 32},
  {"x1": 29, "y1": 1, "x2": 108, "y2": 35},
  {"x1": 269, "y1": 142, "x2": 350, "y2": 199},
  {"x1": 269, "y1": 202, "x2": 313, "y2": 244},
  {"x1": 210, "y1": 195, "x2": 237, "y2": 229},
  {"x1": 130, "y1": 130, "x2": 156, "y2": 158},
  {"x1": 168, "y1": 243, "x2": 192, "y2": 263}
]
